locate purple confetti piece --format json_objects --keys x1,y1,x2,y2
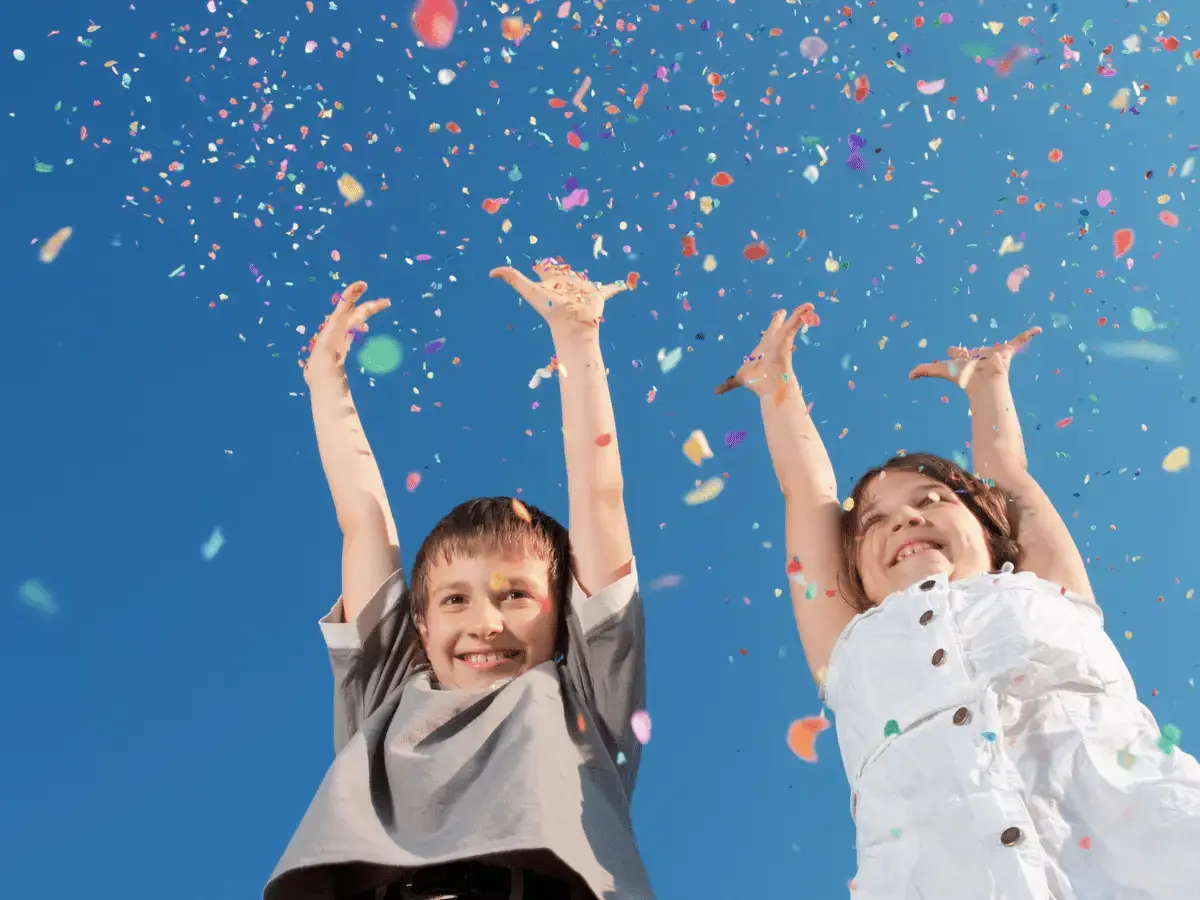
[
  {"x1": 848, "y1": 133, "x2": 866, "y2": 151},
  {"x1": 725, "y1": 430, "x2": 748, "y2": 449},
  {"x1": 563, "y1": 177, "x2": 579, "y2": 190},
  {"x1": 847, "y1": 152, "x2": 867, "y2": 171},
  {"x1": 424, "y1": 337, "x2": 446, "y2": 354}
]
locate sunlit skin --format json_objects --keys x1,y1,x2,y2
[
  {"x1": 416, "y1": 550, "x2": 559, "y2": 691},
  {"x1": 855, "y1": 469, "x2": 994, "y2": 607}
]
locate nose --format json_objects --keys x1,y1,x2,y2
[
  {"x1": 467, "y1": 601, "x2": 505, "y2": 637},
  {"x1": 892, "y1": 512, "x2": 925, "y2": 531}
]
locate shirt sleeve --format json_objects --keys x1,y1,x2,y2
[
  {"x1": 564, "y1": 560, "x2": 646, "y2": 793},
  {"x1": 318, "y1": 569, "x2": 425, "y2": 755}
]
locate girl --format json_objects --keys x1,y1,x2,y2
[{"x1": 725, "y1": 306, "x2": 1200, "y2": 899}]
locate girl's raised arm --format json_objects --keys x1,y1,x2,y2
[
  {"x1": 910, "y1": 328, "x2": 1094, "y2": 603},
  {"x1": 722, "y1": 306, "x2": 856, "y2": 685}
]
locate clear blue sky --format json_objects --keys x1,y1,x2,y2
[{"x1": 2, "y1": 1, "x2": 1197, "y2": 897}]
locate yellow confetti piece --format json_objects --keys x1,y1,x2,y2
[
  {"x1": 998, "y1": 235, "x2": 1024, "y2": 256},
  {"x1": 684, "y1": 477, "x2": 725, "y2": 505},
  {"x1": 702, "y1": 253, "x2": 717, "y2": 272},
  {"x1": 38, "y1": 226, "x2": 73, "y2": 263},
  {"x1": 1162, "y1": 446, "x2": 1190, "y2": 473},
  {"x1": 682, "y1": 430, "x2": 713, "y2": 466},
  {"x1": 983, "y1": 21, "x2": 1004, "y2": 35},
  {"x1": 511, "y1": 497, "x2": 532, "y2": 522},
  {"x1": 337, "y1": 172, "x2": 364, "y2": 204},
  {"x1": 842, "y1": 496, "x2": 856, "y2": 511}
]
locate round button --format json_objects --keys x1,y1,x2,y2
[
  {"x1": 920, "y1": 579, "x2": 936, "y2": 591},
  {"x1": 952, "y1": 707, "x2": 971, "y2": 726},
  {"x1": 1000, "y1": 827, "x2": 1023, "y2": 847},
  {"x1": 931, "y1": 648, "x2": 947, "y2": 667},
  {"x1": 919, "y1": 610, "x2": 934, "y2": 626}
]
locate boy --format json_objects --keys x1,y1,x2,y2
[{"x1": 265, "y1": 261, "x2": 653, "y2": 900}]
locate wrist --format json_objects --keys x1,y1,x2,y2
[{"x1": 550, "y1": 328, "x2": 603, "y2": 361}]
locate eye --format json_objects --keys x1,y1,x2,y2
[
  {"x1": 440, "y1": 594, "x2": 467, "y2": 607},
  {"x1": 859, "y1": 514, "x2": 881, "y2": 531},
  {"x1": 504, "y1": 590, "x2": 533, "y2": 602}
]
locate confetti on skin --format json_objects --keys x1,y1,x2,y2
[
  {"x1": 787, "y1": 715, "x2": 829, "y2": 763},
  {"x1": 1162, "y1": 447, "x2": 1190, "y2": 473},
  {"x1": 201, "y1": 527, "x2": 225, "y2": 561},
  {"x1": 38, "y1": 226, "x2": 73, "y2": 263},
  {"x1": 682, "y1": 430, "x2": 713, "y2": 465},
  {"x1": 684, "y1": 477, "x2": 725, "y2": 505},
  {"x1": 17, "y1": 579, "x2": 58, "y2": 617},
  {"x1": 631, "y1": 710, "x2": 652, "y2": 744},
  {"x1": 595, "y1": 432, "x2": 613, "y2": 447}
]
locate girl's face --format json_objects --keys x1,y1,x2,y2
[
  {"x1": 416, "y1": 549, "x2": 559, "y2": 691},
  {"x1": 854, "y1": 469, "x2": 993, "y2": 606}
]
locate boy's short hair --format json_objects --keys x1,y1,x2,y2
[{"x1": 410, "y1": 496, "x2": 573, "y2": 622}]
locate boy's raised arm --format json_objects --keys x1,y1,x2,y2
[
  {"x1": 305, "y1": 281, "x2": 401, "y2": 622},
  {"x1": 490, "y1": 261, "x2": 633, "y2": 594}
]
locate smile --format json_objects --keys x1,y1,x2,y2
[
  {"x1": 457, "y1": 650, "x2": 521, "y2": 669},
  {"x1": 892, "y1": 540, "x2": 942, "y2": 566}
]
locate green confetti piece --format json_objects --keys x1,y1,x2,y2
[
  {"x1": 358, "y1": 335, "x2": 403, "y2": 375},
  {"x1": 960, "y1": 41, "x2": 997, "y2": 59},
  {"x1": 34, "y1": 159, "x2": 54, "y2": 173},
  {"x1": 1129, "y1": 307, "x2": 1158, "y2": 332},
  {"x1": 884, "y1": 719, "x2": 901, "y2": 737},
  {"x1": 1158, "y1": 724, "x2": 1182, "y2": 754},
  {"x1": 18, "y1": 579, "x2": 59, "y2": 617}
]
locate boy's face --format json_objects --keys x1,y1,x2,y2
[{"x1": 416, "y1": 549, "x2": 559, "y2": 690}]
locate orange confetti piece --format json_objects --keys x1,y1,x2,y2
[
  {"x1": 511, "y1": 498, "x2": 532, "y2": 523},
  {"x1": 594, "y1": 432, "x2": 613, "y2": 447},
  {"x1": 1047, "y1": 148, "x2": 1063, "y2": 163},
  {"x1": 406, "y1": 472, "x2": 421, "y2": 492},
  {"x1": 1159, "y1": 210, "x2": 1179, "y2": 228},
  {"x1": 711, "y1": 171, "x2": 733, "y2": 187},
  {"x1": 743, "y1": 241, "x2": 769, "y2": 261},
  {"x1": 566, "y1": 130, "x2": 582, "y2": 149},
  {"x1": 854, "y1": 74, "x2": 870, "y2": 103},
  {"x1": 787, "y1": 715, "x2": 830, "y2": 763},
  {"x1": 626, "y1": 271, "x2": 640, "y2": 290},
  {"x1": 681, "y1": 235, "x2": 697, "y2": 257},
  {"x1": 1113, "y1": 227, "x2": 1135, "y2": 259}
]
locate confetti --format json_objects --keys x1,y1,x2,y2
[
  {"x1": 630, "y1": 710, "x2": 652, "y2": 744},
  {"x1": 682, "y1": 430, "x2": 713, "y2": 465},
  {"x1": 357, "y1": 335, "x2": 403, "y2": 375},
  {"x1": 13, "y1": 49, "x2": 25, "y2": 62},
  {"x1": 683, "y1": 477, "x2": 725, "y2": 505},
  {"x1": 17, "y1": 579, "x2": 58, "y2": 617},
  {"x1": 786, "y1": 715, "x2": 829, "y2": 763},
  {"x1": 412, "y1": 0, "x2": 458, "y2": 48},
  {"x1": 1162, "y1": 447, "x2": 1190, "y2": 473},
  {"x1": 201, "y1": 527, "x2": 226, "y2": 561},
  {"x1": 38, "y1": 226, "x2": 73, "y2": 263}
]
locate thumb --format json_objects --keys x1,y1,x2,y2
[
  {"x1": 782, "y1": 303, "x2": 813, "y2": 337},
  {"x1": 600, "y1": 280, "x2": 628, "y2": 302},
  {"x1": 909, "y1": 361, "x2": 949, "y2": 381},
  {"x1": 490, "y1": 266, "x2": 537, "y2": 298}
]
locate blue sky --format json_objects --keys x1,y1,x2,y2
[{"x1": 2, "y1": 0, "x2": 1198, "y2": 897}]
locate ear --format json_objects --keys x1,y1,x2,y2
[{"x1": 414, "y1": 613, "x2": 430, "y2": 649}]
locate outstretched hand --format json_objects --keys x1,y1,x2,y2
[
  {"x1": 490, "y1": 259, "x2": 628, "y2": 338},
  {"x1": 303, "y1": 281, "x2": 392, "y2": 387},
  {"x1": 909, "y1": 326, "x2": 1041, "y2": 392},
  {"x1": 716, "y1": 304, "x2": 820, "y2": 400}
]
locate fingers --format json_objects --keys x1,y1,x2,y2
[
  {"x1": 490, "y1": 265, "x2": 538, "y2": 298},
  {"x1": 782, "y1": 303, "x2": 814, "y2": 337},
  {"x1": 340, "y1": 281, "x2": 368, "y2": 308},
  {"x1": 600, "y1": 280, "x2": 628, "y2": 302},
  {"x1": 714, "y1": 375, "x2": 743, "y2": 395},
  {"x1": 348, "y1": 297, "x2": 391, "y2": 330},
  {"x1": 1009, "y1": 326, "x2": 1042, "y2": 348},
  {"x1": 908, "y1": 361, "x2": 948, "y2": 381}
]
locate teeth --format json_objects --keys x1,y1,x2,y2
[
  {"x1": 461, "y1": 651, "x2": 518, "y2": 663},
  {"x1": 894, "y1": 542, "x2": 938, "y2": 564}
]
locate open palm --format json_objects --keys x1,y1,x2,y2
[
  {"x1": 490, "y1": 259, "x2": 627, "y2": 336},
  {"x1": 909, "y1": 327, "x2": 1041, "y2": 392}
]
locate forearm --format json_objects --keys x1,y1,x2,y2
[
  {"x1": 966, "y1": 375, "x2": 1029, "y2": 485},
  {"x1": 310, "y1": 379, "x2": 399, "y2": 545},
  {"x1": 552, "y1": 331, "x2": 632, "y2": 593},
  {"x1": 760, "y1": 385, "x2": 853, "y2": 681}
]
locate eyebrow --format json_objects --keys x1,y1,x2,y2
[{"x1": 432, "y1": 576, "x2": 541, "y2": 595}]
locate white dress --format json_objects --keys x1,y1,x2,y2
[{"x1": 820, "y1": 563, "x2": 1200, "y2": 899}]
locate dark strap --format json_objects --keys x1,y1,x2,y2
[{"x1": 383, "y1": 862, "x2": 574, "y2": 900}]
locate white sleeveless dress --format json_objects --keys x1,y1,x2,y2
[{"x1": 820, "y1": 563, "x2": 1200, "y2": 899}]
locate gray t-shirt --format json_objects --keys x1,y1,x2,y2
[{"x1": 264, "y1": 561, "x2": 653, "y2": 900}]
